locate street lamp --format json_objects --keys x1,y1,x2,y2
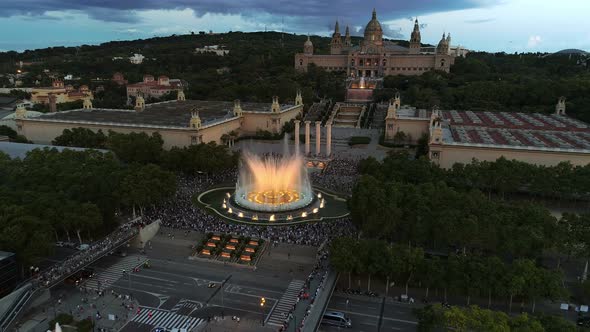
[{"x1": 260, "y1": 297, "x2": 266, "y2": 326}]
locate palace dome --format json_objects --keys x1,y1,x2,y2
[{"x1": 364, "y1": 9, "x2": 383, "y2": 45}]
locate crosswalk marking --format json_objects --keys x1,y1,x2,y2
[
  {"x1": 132, "y1": 307, "x2": 203, "y2": 330},
  {"x1": 171, "y1": 299, "x2": 202, "y2": 312},
  {"x1": 83, "y1": 255, "x2": 147, "y2": 291},
  {"x1": 267, "y1": 279, "x2": 305, "y2": 326}
]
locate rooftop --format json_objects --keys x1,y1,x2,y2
[
  {"x1": 26, "y1": 100, "x2": 297, "y2": 129},
  {"x1": 443, "y1": 110, "x2": 590, "y2": 151},
  {"x1": 399, "y1": 107, "x2": 590, "y2": 152},
  {"x1": 0, "y1": 142, "x2": 107, "y2": 159}
]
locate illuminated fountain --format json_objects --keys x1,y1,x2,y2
[{"x1": 233, "y1": 151, "x2": 314, "y2": 213}]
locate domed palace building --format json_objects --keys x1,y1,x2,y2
[{"x1": 295, "y1": 9, "x2": 465, "y2": 77}]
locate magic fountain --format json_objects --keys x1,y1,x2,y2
[{"x1": 233, "y1": 152, "x2": 314, "y2": 213}]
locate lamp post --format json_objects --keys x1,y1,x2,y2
[{"x1": 260, "y1": 297, "x2": 266, "y2": 326}]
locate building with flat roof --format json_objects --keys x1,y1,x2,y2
[
  {"x1": 16, "y1": 92, "x2": 304, "y2": 149},
  {"x1": 384, "y1": 96, "x2": 590, "y2": 168}
]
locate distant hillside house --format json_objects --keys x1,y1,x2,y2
[
  {"x1": 129, "y1": 53, "x2": 145, "y2": 64},
  {"x1": 112, "y1": 72, "x2": 128, "y2": 85},
  {"x1": 295, "y1": 9, "x2": 461, "y2": 77},
  {"x1": 195, "y1": 45, "x2": 229, "y2": 56},
  {"x1": 126, "y1": 75, "x2": 183, "y2": 100},
  {"x1": 30, "y1": 80, "x2": 93, "y2": 104}
]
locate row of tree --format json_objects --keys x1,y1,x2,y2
[
  {"x1": 52, "y1": 128, "x2": 239, "y2": 173},
  {"x1": 359, "y1": 152, "x2": 590, "y2": 200},
  {"x1": 375, "y1": 52, "x2": 590, "y2": 123},
  {"x1": 0, "y1": 147, "x2": 177, "y2": 271},
  {"x1": 349, "y1": 175, "x2": 570, "y2": 258},
  {"x1": 415, "y1": 304, "x2": 577, "y2": 332},
  {"x1": 331, "y1": 238, "x2": 566, "y2": 313}
]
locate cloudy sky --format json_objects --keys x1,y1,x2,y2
[{"x1": 1, "y1": 0, "x2": 589, "y2": 53}]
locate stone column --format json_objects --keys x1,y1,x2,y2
[
  {"x1": 294, "y1": 120, "x2": 300, "y2": 154},
  {"x1": 315, "y1": 121, "x2": 321, "y2": 156},
  {"x1": 304, "y1": 121, "x2": 311, "y2": 155},
  {"x1": 326, "y1": 121, "x2": 332, "y2": 157}
]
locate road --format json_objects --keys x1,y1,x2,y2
[
  {"x1": 319, "y1": 293, "x2": 418, "y2": 332},
  {"x1": 74, "y1": 229, "x2": 318, "y2": 332}
]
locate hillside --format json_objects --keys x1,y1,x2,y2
[{"x1": 1, "y1": 32, "x2": 590, "y2": 121}]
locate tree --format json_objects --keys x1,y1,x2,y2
[
  {"x1": 53, "y1": 127, "x2": 107, "y2": 149},
  {"x1": 107, "y1": 131, "x2": 164, "y2": 164},
  {"x1": 330, "y1": 237, "x2": 359, "y2": 289}
]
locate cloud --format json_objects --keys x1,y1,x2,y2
[
  {"x1": 527, "y1": 35, "x2": 542, "y2": 48},
  {"x1": 0, "y1": 0, "x2": 503, "y2": 26},
  {"x1": 464, "y1": 18, "x2": 495, "y2": 23}
]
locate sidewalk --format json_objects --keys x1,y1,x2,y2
[
  {"x1": 281, "y1": 256, "x2": 331, "y2": 331},
  {"x1": 17, "y1": 286, "x2": 138, "y2": 332}
]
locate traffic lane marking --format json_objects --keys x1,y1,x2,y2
[{"x1": 327, "y1": 308, "x2": 418, "y2": 325}]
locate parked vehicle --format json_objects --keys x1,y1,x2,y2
[
  {"x1": 578, "y1": 316, "x2": 590, "y2": 327},
  {"x1": 321, "y1": 311, "x2": 352, "y2": 328},
  {"x1": 55, "y1": 241, "x2": 65, "y2": 247},
  {"x1": 77, "y1": 244, "x2": 90, "y2": 251}
]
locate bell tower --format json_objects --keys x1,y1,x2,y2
[
  {"x1": 344, "y1": 26, "x2": 352, "y2": 47},
  {"x1": 330, "y1": 21, "x2": 343, "y2": 55},
  {"x1": 409, "y1": 18, "x2": 421, "y2": 54}
]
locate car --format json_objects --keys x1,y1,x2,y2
[
  {"x1": 77, "y1": 244, "x2": 90, "y2": 251},
  {"x1": 63, "y1": 242, "x2": 77, "y2": 248},
  {"x1": 113, "y1": 250, "x2": 127, "y2": 257},
  {"x1": 55, "y1": 241, "x2": 65, "y2": 247},
  {"x1": 80, "y1": 268, "x2": 94, "y2": 279},
  {"x1": 322, "y1": 311, "x2": 352, "y2": 328},
  {"x1": 207, "y1": 282, "x2": 217, "y2": 288},
  {"x1": 578, "y1": 316, "x2": 590, "y2": 327}
]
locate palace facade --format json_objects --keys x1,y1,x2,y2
[
  {"x1": 295, "y1": 9, "x2": 462, "y2": 77},
  {"x1": 15, "y1": 92, "x2": 303, "y2": 149}
]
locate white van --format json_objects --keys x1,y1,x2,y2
[{"x1": 322, "y1": 311, "x2": 352, "y2": 328}]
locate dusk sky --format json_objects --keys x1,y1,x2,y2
[{"x1": 1, "y1": 0, "x2": 589, "y2": 53}]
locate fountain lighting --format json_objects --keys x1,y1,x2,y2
[
  {"x1": 234, "y1": 151, "x2": 313, "y2": 213},
  {"x1": 287, "y1": 215, "x2": 293, "y2": 220},
  {"x1": 269, "y1": 214, "x2": 275, "y2": 222},
  {"x1": 320, "y1": 199, "x2": 325, "y2": 208},
  {"x1": 238, "y1": 212, "x2": 244, "y2": 218},
  {"x1": 313, "y1": 208, "x2": 319, "y2": 214},
  {"x1": 222, "y1": 203, "x2": 227, "y2": 209},
  {"x1": 252, "y1": 215, "x2": 259, "y2": 220},
  {"x1": 301, "y1": 212, "x2": 307, "y2": 218},
  {"x1": 228, "y1": 208, "x2": 233, "y2": 214}
]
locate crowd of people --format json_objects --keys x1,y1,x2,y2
[
  {"x1": 280, "y1": 248, "x2": 330, "y2": 331},
  {"x1": 310, "y1": 158, "x2": 361, "y2": 196},
  {"x1": 144, "y1": 158, "x2": 361, "y2": 247},
  {"x1": 34, "y1": 219, "x2": 143, "y2": 289}
]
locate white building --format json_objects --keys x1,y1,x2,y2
[
  {"x1": 129, "y1": 54, "x2": 145, "y2": 64},
  {"x1": 195, "y1": 45, "x2": 229, "y2": 56}
]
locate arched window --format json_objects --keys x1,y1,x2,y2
[
  {"x1": 382, "y1": 59, "x2": 387, "y2": 67},
  {"x1": 351, "y1": 59, "x2": 355, "y2": 66},
  {"x1": 359, "y1": 59, "x2": 364, "y2": 66},
  {"x1": 440, "y1": 59, "x2": 445, "y2": 68},
  {"x1": 299, "y1": 59, "x2": 303, "y2": 66}
]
